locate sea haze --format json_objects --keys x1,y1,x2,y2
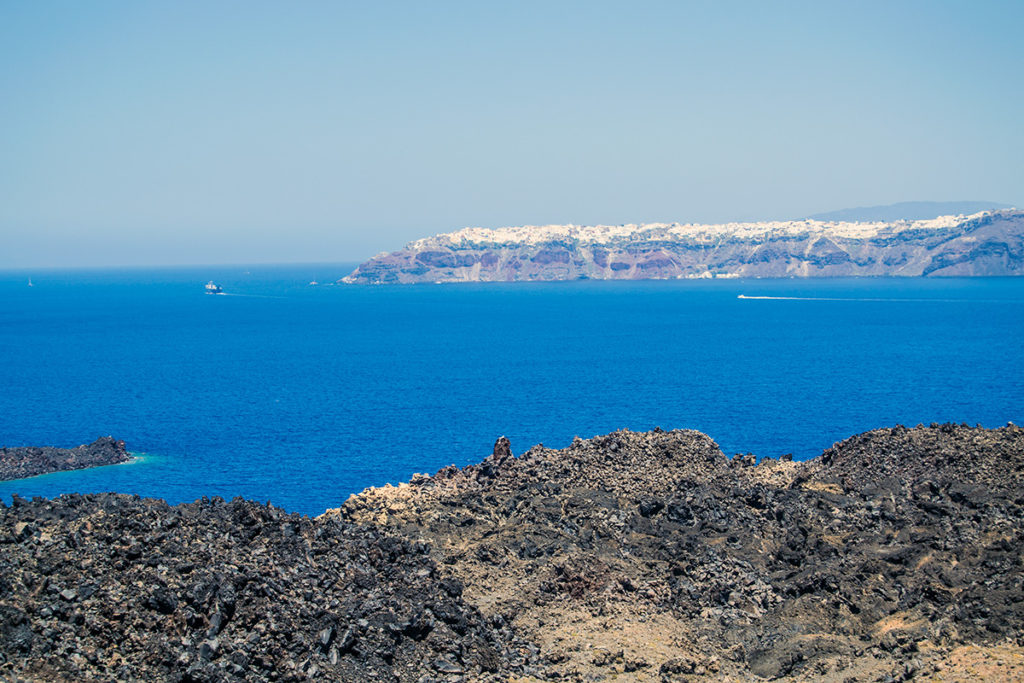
[{"x1": 0, "y1": 265, "x2": 1021, "y2": 515}]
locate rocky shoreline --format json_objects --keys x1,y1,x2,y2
[
  {"x1": 1, "y1": 424, "x2": 1023, "y2": 681},
  {"x1": 0, "y1": 437, "x2": 131, "y2": 482}
]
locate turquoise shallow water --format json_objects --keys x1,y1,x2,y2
[{"x1": 0, "y1": 266, "x2": 1021, "y2": 515}]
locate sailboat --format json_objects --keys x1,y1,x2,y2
[{"x1": 27, "y1": 277, "x2": 33, "y2": 287}]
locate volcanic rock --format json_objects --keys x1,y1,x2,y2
[
  {"x1": 0, "y1": 495, "x2": 525, "y2": 681},
  {"x1": 0, "y1": 437, "x2": 131, "y2": 481},
  {"x1": 2, "y1": 423, "x2": 1023, "y2": 681},
  {"x1": 341, "y1": 424, "x2": 1024, "y2": 680}
]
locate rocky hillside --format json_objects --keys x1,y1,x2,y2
[
  {"x1": 341, "y1": 209, "x2": 1024, "y2": 283},
  {"x1": 2, "y1": 423, "x2": 1023, "y2": 681},
  {"x1": 0, "y1": 437, "x2": 130, "y2": 481},
  {"x1": 341, "y1": 424, "x2": 1024, "y2": 681},
  {"x1": 0, "y1": 495, "x2": 527, "y2": 682}
]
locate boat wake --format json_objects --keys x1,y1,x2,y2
[
  {"x1": 738, "y1": 294, "x2": 877, "y2": 301},
  {"x1": 737, "y1": 294, "x2": 1003, "y2": 303}
]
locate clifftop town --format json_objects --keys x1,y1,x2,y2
[{"x1": 342, "y1": 209, "x2": 1024, "y2": 283}]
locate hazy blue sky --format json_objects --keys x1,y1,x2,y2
[{"x1": 2, "y1": 1, "x2": 1022, "y2": 267}]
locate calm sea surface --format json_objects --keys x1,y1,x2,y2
[{"x1": 1, "y1": 265, "x2": 1021, "y2": 515}]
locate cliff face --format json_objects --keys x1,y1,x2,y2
[
  {"x1": 341, "y1": 210, "x2": 1024, "y2": 283},
  {"x1": 3, "y1": 424, "x2": 1020, "y2": 682}
]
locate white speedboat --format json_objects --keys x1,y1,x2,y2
[{"x1": 205, "y1": 281, "x2": 223, "y2": 294}]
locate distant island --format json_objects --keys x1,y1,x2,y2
[
  {"x1": 341, "y1": 206, "x2": 1022, "y2": 284},
  {"x1": 806, "y1": 200, "x2": 1015, "y2": 222}
]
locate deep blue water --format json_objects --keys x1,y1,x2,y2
[{"x1": 1, "y1": 266, "x2": 1022, "y2": 515}]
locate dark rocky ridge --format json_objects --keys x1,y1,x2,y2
[
  {"x1": 342, "y1": 424, "x2": 1024, "y2": 680},
  {"x1": 0, "y1": 437, "x2": 131, "y2": 482},
  {"x1": 2, "y1": 424, "x2": 1023, "y2": 681}
]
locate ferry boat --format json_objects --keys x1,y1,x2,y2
[{"x1": 205, "y1": 281, "x2": 223, "y2": 294}]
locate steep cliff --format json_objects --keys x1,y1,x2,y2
[{"x1": 341, "y1": 210, "x2": 1024, "y2": 284}]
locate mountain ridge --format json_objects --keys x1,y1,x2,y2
[{"x1": 807, "y1": 200, "x2": 1015, "y2": 222}]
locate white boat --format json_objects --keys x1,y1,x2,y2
[
  {"x1": 205, "y1": 281, "x2": 223, "y2": 294},
  {"x1": 27, "y1": 278, "x2": 34, "y2": 287}
]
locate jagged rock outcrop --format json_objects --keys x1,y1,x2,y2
[
  {"x1": 341, "y1": 209, "x2": 1024, "y2": 283},
  {"x1": 341, "y1": 424, "x2": 1024, "y2": 680},
  {"x1": 0, "y1": 437, "x2": 130, "y2": 481},
  {"x1": 2, "y1": 424, "x2": 1023, "y2": 681}
]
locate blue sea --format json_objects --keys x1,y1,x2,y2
[{"x1": 1, "y1": 266, "x2": 1022, "y2": 515}]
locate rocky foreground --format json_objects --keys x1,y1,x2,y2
[
  {"x1": 0, "y1": 437, "x2": 131, "y2": 482},
  {"x1": 341, "y1": 210, "x2": 1024, "y2": 283},
  {"x1": 2, "y1": 424, "x2": 1023, "y2": 681}
]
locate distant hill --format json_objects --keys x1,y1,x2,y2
[{"x1": 807, "y1": 201, "x2": 1015, "y2": 222}]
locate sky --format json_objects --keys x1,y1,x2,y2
[{"x1": 2, "y1": 1, "x2": 1022, "y2": 268}]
